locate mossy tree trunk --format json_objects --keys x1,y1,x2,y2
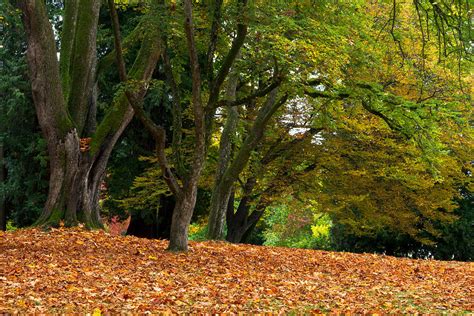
[{"x1": 18, "y1": 1, "x2": 160, "y2": 228}]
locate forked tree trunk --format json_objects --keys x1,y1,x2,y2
[
  {"x1": 19, "y1": 1, "x2": 159, "y2": 228},
  {"x1": 226, "y1": 201, "x2": 265, "y2": 243},
  {"x1": 34, "y1": 122, "x2": 133, "y2": 228},
  {"x1": 225, "y1": 178, "x2": 265, "y2": 243}
]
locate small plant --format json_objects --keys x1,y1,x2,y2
[{"x1": 6, "y1": 220, "x2": 18, "y2": 231}]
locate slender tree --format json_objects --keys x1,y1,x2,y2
[{"x1": 108, "y1": 0, "x2": 280, "y2": 251}]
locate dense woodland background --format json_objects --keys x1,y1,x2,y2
[{"x1": 0, "y1": 0, "x2": 472, "y2": 259}]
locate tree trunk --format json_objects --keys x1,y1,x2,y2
[
  {"x1": 207, "y1": 88, "x2": 283, "y2": 239},
  {"x1": 226, "y1": 204, "x2": 265, "y2": 243},
  {"x1": 168, "y1": 186, "x2": 198, "y2": 251},
  {"x1": 33, "y1": 130, "x2": 103, "y2": 228},
  {"x1": 0, "y1": 142, "x2": 6, "y2": 231},
  {"x1": 226, "y1": 191, "x2": 248, "y2": 243},
  {"x1": 225, "y1": 178, "x2": 265, "y2": 243},
  {"x1": 207, "y1": 67, "x2": 239, "y2": 239}
]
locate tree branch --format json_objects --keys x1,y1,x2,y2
[
  {"x1": 207, "y1": 0, "x2": 249, "y2": 110},
  {"x1": 261, "y1": 127, "x2": 323, "y2": 165},
  {"x1": 205, "y1": 0, "x2": 224, "y2": 83},
  {"x1": 162, "y1": 44, "x2": 184, "y2": 177},
  {"x1": 107, "y1": 0, "x2": 181, "y2": 195},
  {"x1": 184, "y1": 0, "x2": 206, "y2": 183},
  {"x1": 217, "y1": 77, "x2": 283, "y2": 108},
  {"x1": 304, "y1": 89, "x2": 350, "y2": 100},
  {"x1": 96, "y1": 21, "x2": 144, "y2": 79}
]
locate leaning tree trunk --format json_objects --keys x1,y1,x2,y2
[
  {"x1": 207, "y1": 68, "x2": 239, "y2": 239},
  {"x1": 207, "y1": 88, "x2": 282, "y2": 239},
  {"x1": 225, "y1": 178, "x2": 265, "y2": 243}
]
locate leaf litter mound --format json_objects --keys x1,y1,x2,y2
[{"x1": 0, "y1": 228, "x2": 472, "y2": 313}]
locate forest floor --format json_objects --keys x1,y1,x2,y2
[{"x1": 0, "y1": 228, "x2": 472, "y2": 314}]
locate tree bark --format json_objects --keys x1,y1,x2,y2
[
  {"x1": 207, "y1": 66, "x2": 239, "y2": 239},
  {"x1": 226, "y1": 197, "x2": 266, "y2": 243},
  {"x1": 168, "y1": 186, "x2": 199, "y2": 251},
  {"x1": 225, "y1": 177, "x2": 262, "y2": 243},
  {"x1": 207, "y1": 88, "x2": 286, "y2": 239}
]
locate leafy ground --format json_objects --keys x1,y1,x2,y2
[{"x1": 0, "y1": 228, "x2": 472, "y2": 313}]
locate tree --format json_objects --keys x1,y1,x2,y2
[
  {"x1": 15, "y1": 0, "x2": 160, "y2": 227},
  {"x1": 107, "y1": 0, "x2": 285, "y2": 251},
  {"x1": 213, "y1": 0, "x2": 472, "y2": 245}
]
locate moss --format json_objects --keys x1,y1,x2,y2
[
  {"x1": 86, "y1": 219, "x2": 104, "y2": 230},
  {"x1": 90, "y1": 94, "x2": 129, "y2": 155},
  {"x1": 59, "y1": 1, "x2": 79, "y2": 101},
  {"x1": 34, "y1": 208, "x2": 65, "y2": 228},
  {"x1": 64, "y1": 217, "x2": 78, "y2": 228},
  {"x1": 77, "y1": 209, "x2": 104, "y2": 230},
  {"x1": 55, "y1": 114, "x2": 75, "y2": 137},
  {"x1": 91, "y1": 28, "x2": 160, "y2": 155}
]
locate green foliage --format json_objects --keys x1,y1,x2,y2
[
  {"x1": 6, "y1": 221, "x2": 18, "y2": 232},
  {"x1": 331, "y1": 188, "x2": 473, "y2": 261},
  {"x1": 0, "y1": 4, "x2": 48, "y2": 227},
  {"x1": 263, "y1": 202, "x2": 332, "y2": 250},
  {"x1": 188, "y1": 221, "x2": 209, "y2": 242}
]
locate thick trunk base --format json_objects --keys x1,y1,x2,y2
[{"x1": 34, "y1": 131, "x2": 104, "y2": 229}]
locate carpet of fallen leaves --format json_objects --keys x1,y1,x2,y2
[{"x1": 0, "y1": 228, "x2": 472, "y2": 314}]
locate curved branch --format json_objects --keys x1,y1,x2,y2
[
  {"x1": 107, "y1": 0, "x2": 181, "y2": 196},
  {"x1": 218, "y1": 77, "x2": 283, "y2": 108}
]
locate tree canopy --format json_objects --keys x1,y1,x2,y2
[{"x1": 1, "y1": 0, "x2": 472, "y2": 256}]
